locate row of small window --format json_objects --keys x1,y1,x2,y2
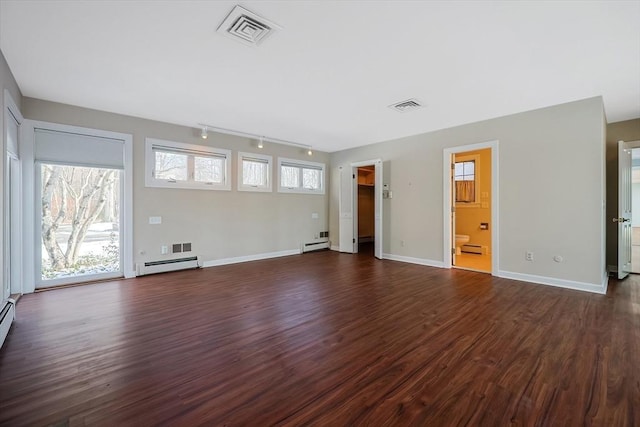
[{"x1": 144, "y1": 138, "x2": 325, "y2": 194}]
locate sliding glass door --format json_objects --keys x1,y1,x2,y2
[{"x1": 37, "y1": 163, "x2": 122, "y2": 287}]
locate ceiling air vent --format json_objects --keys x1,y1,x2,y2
[
  {"x1": 217, "y1": 5, "x2": 281, "y2": 46},
  {"x1": 389, "y1": 98, "x2": 424, "y2": 113}
]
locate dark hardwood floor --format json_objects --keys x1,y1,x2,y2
[{"x1": 0, "y1": 250, "x2": 638, "y2": 426}]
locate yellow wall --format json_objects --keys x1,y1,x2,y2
[{"x1": 454, "y1": 148, "x2": 491, "y2": 251}]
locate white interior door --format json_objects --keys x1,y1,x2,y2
[
  {"x1": 339, "y1": 166, "x2": 355, "y2": 253},
  {"x1": 617, "y1": 140, "x2": 632, "y2": 279},
  {"x1": 4, "y1": 104, "x2": 21, "y2": 299},
  {"x1": 374, "y1": 160, "x2": 383, "y2": 259}
]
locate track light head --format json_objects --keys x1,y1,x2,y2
[
  {"x1": 201, "y1": 126, "x2": 208, "y2": 139},
  {"x1": 307, "y1": 149, "x2": 313, "y2": 156},
  {"x1": 258, "y1": 137, "x2": 264, "y2": 149}
]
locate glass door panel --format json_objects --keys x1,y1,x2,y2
[{"x1": 38, "y1": 163, "x2": 122, "y2": 287}]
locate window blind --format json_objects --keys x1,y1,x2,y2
[{"x1": 35, "y1": 128, "x2": 124, "y2": 169}]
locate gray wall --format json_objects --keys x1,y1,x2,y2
[
  {"x1": 605, "y1": 118, "x2": 640, "y2": 268},
  {"x1": 330, "y1": 97, "x2": 606, "y2": 287},
  {"x1": 22, "y1": 98, "x2": 329, "y2": 267},
  {"x1": 1, "y1": 49, "x2": 23, "y2": 289}
]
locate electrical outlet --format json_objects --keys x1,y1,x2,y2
[
  {"x1": 161, "y1": 245, "x2": 168, "y2": 255},
  {"x1": 526, "y1": 251, "x2": 534, "y2": 261}
]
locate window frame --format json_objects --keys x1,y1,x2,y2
[
  {"x1": 145, "y1": 138, "x2": 231, "y2": 191},
  {"x1": 277, "y1": 157, "x2": 325, "y2": 195},
  {"x1": 237, "y1": 151, "x2": 273, "y2": 192},
  {"x1": 454, "y1": 153, "x2": 480, "y2": 207}
]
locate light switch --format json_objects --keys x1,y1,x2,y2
[
  {"x1": 311, "y1": 213, "x2": 319, "y2": 219},
  {"x1": 149, "y1": 216, "x2": 162, "y2": 225}
]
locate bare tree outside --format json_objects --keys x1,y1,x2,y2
[{"x1": 41, "y1": 164, "x2": 120, "y2": 280}]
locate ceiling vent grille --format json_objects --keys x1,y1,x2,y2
[
  {"x1": 217, "y1": 6, "x2": 281, "y2": 46},
  {"x1": 389, "y1": 99, "x2": 424, "y2": 113}
]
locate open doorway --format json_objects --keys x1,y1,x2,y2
[
  {"x1": 357, "y1": 166, "x2": 375, "y2": 256},
  {"x1": 452, "y1": 148, "x2": 492, "y2": 273},
  {"x1": 338, "y1": 159, "x2": 383, "y2": 258},
  {"x1": 631, "y1": 147, "x2": 640, "y2": 273},
  {"x1": 443, "y1": 140, "x2": 498, "y2": 274}
]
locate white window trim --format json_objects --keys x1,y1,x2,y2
[
  {"x1": 145, "y1": 138, "x2": 231, "y2": 191},
  {"x1": 277, "y1": 157, "x2": 325, "y2": 195},
  {"x1": 237, "y1": 151, "x2": 273, "y2": 192},
  {"x1": 454, "y1": 153, "x2": 480, "y2": 208}
]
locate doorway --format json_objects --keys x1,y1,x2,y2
[
  {"x1": 452, "y1": 148, "x2": 492, "y2": 273},
  {"x1": 630, "y1": 147, "x2": 640, "y2": 273},
  {"x1": 338, "y1": 159, "x2": 383, "y2": 258},
  {"x1": 4, "y1": 91, "x2": 23, "y2": 299},
  {"x1": 443, "y1": 141, "x2": 498, "y2": 274},
  {"x1": 356, "y1": 166, "x2": 375, "y2": 256},
  {"x1": 36, "y1": 163, "x2": 122, "y2": 287}
]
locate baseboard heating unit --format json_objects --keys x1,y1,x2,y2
[
  {"x1": 136, "y1": 256, "x2": 201, "y2": 276},
  {"x1": 461, "y1": 244, "x2": 487, "y2": 255},
  {"x1": 302, "y1": 239, "x2": 330, "y2": 253},
  {"x1": 0, "y1": 300, "x2": 15, "y2": 349}
]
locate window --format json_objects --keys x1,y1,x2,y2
[
  {"x1": 278, "y1": 157, "x2": 325, "y2": 194},
  {"x1": 238, "y1": 152, "x2": 272, "y2": 192},
  {"x1": 454, "y1": 155, "x2": 479, "y2": 204},
  {"x1": 145, "y1": 138, "x2": 231, "y2": 190}
]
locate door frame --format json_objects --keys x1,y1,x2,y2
[
  {"x1": 618, "y1": 140, "x2": 640, "y2": 277},
  {"x1": 443, "y1": 140, "x2": 499, "y2": 274},
  {"x1": 4, "y1": 89, "x2": 23, "y2": 298},
  {"x1": 351, "y1": 159, "x2": 383, "y2": 258},
  {"x1": 21, "y1": 120, "x2": 134, "y2": 293},
  {"x1": 338, "y1": 159, "x2": 383, "y2": 258}
]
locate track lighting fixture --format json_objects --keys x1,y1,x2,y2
[{"x1": 196, "y1": 123, "x2": 313, "y2": 152}]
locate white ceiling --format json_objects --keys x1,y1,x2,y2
[{"x1": 1, "y1": 1, "x2": 639, "y2": 153}]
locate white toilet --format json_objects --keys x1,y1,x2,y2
[{"x1": 455, "y1": 234, "x2": 470, "y2": 255}]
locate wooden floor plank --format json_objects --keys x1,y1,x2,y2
[{"x1": 1, "y1": 249, "x2": 638, "y2": 426}]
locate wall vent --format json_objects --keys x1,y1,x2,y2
[
  {"x1": 388, "y1": 98, "x2": 423, "y2": 113},
  {"x1": 217, "y1": 5, "x2": 281, "y2": 46}
]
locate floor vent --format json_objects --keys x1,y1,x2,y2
[
  {"x1": 302, "y1": 239, "x2": 330, "y2": 253},
  {"x1": 136, "y1": 256, "x2": 201, "y2": 276},
  {"x1": 389, "y1": 98, "x2": 423, "y2": 113},
  {"x1": 217, "y1": 5, "x2": 281, "y2": 46}
]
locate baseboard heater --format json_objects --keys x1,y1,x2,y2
[
  {"x1": 302, "y1": 239, "x2": 330, "y2": 253},
  {"x1": 0, "y1": 300, "x2": 16, "y2": 350},
  {"x1": 136, "y1": 256, "x2": 201, "y2": 276},
  {"x1": 461, "y1": 244, "x2": 487, "y2": 255}
]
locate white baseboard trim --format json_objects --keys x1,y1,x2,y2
[
  {"x1": 382, "y1": 253, "x2": 445, "y2": 268},
  {"x1": 497, "y1": 270, "x2": 607, "y2": 295},
  {"x1": 330, "y1": 245, "x2": 340, "y2": 251},
  {"x1": 124, "y1": 270, "x2": 137, "y2": 279},
  {"x1": 201, "y1": 249, "x2": 301, "y2": 268}
]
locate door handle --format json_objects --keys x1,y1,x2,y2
[{"x1": 613, "y1": 218, "x2": 631, "y2": 223}]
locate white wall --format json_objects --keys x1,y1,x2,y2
[
  {"x1": 21, "y1": 98, "x2": 329, "y2": 270},
  {"x1": 330, "y1": 97, "x2": 606, "y2": 291}
]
